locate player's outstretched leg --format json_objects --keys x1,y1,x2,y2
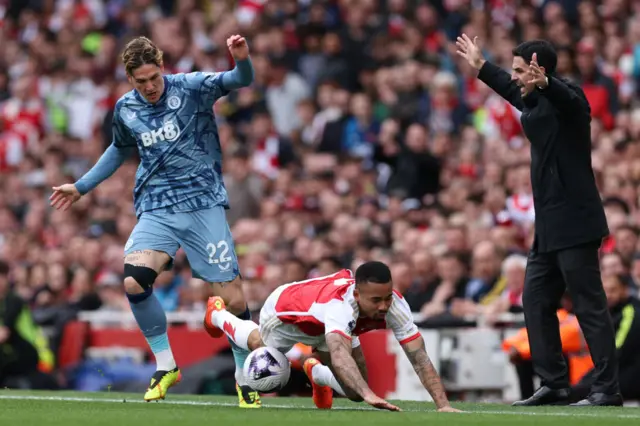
[
  {"x1": 204, "y1": 296, "x2": 263, "y2": 407},
  {"x1": 204, "y1": 296, "x2": 261, "y2": 348},
  {"x1": 303, "y1": 358, "x2": 336, "y2": 409},
  {"x1": 124, "y1": 259, "x2": 181, "y2": 401}
]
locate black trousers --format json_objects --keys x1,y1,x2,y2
[
  {"x1": 0, "y1": 345, "x2": 39, "y2": 386},
  {"x1": 514, "y1": 360, "x2": 536, "y2": 400},
  {"x1": 514, "y1": 355, "x2": 573, "y2": 400},
  {"x1": 523, "y1": 240, "x2": 619, "y2": 394},
  {"x1": 573, "y1": 363, "x2": 640, "y2": 401}
]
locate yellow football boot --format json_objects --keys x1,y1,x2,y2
[
  {"x1": 143, "y1": 367, "x2": 182, "y2": 401},
  {"x1": 236, "y1": 383, "x2": 261, "y2": 408}
]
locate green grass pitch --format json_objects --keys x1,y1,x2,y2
[{"x1": 1, "y1": 390, "x2": 639, "y2": 426}]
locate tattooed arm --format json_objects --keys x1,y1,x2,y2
[
  {"x1": 352, "y1": 343, "x2": 368, "y2": 383},
  {"x1": 402, "y1": 335, "x2": 457, "y2": 411},
  {"x1": 325, "y1": 333, "x2": 400, "y2": 411},
  {"x1": 325, "y1": 332, "x2": 374, "y2": 399}
]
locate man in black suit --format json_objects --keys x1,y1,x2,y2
[{"x1": 456, "y1": 35, "x2": 621, "y2": 407}]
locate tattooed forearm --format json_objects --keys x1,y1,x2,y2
[
  {"x1": 352, "y1": 345, "x2": 368, "y2": 383},
  {"x1": 402, "y1": 336, "x2": 450, "y2": 409},
  {"x1": 326, "y1": 333, "x2": 373, "y2": 399}
]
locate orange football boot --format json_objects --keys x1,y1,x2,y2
[
  {"x1": 203, "y1": 296, "x2": 226, "y2": 338},
  {"x1": 303, "y1": 358, "x2": 333, "y2": 409}
]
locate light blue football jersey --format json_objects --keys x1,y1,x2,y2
[{"x1": 113, "y1": 73, "x2": 229, "y2": 217}]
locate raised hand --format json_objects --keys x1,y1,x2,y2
[
  {"x1": 528, "y1": 53, "x2": 548, "y2": 88},
  {"x1": 455, "y1": 34, "x2": 486, "y2": 70},
  {"x1": 50, "y1": 184, "x2": 82, "y2": 211},
  {"x1": 227, "y1": 34, "x2": 249, "y2": 61}
]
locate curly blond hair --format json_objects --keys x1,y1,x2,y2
[{"x1": 121, "y1": 36, "x2": 163, "y2": 76}]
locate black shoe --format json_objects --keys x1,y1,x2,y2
[
  {"x1": 512, "y1": 386, "x2": 571, "y2": 406},
  {"x1": 570, "y1": 392, "x2": 623, "y2": 407}
]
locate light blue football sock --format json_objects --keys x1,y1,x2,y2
[
  {"x1": 127, "y1": 289, "x2": 176, "y2": 371},
  {"x1": 230, "y1": 306, "x2": 252, "y2": 386}
]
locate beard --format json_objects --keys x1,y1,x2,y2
[{"x1": 518, "y1": 81, "x2": 535, "y2": 97}]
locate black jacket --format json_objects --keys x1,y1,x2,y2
[
  {"x1": 478, "y1": 62, "x2": 608, "y2": 253},
  {"x1": 0, "y1": 293, "x2": 39, "y2": 372}
]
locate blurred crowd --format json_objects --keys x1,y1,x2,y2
[{"x1": 2, "y1": 0, "x2": 640, "y2": 350}]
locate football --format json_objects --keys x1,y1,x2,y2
[{"x1": 243, "y1": 346, "x2": 291, "y2": 393}]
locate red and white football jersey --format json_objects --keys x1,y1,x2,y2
[{"x1": 274, "y1": 269, "x2": 421, "y2": 345}]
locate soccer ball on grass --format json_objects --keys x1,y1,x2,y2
[{"x1": 243, "y1": 346, "x2": 291, "y2": 393}]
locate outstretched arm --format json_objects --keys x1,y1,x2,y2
[
  {"x1": 352, "y1": 343, "x2": 368, "y2": 383},
  {"x1": 322, "y1": 300, "x2": 399, "y2": 411},
  {"x1": 74, "y1": 143, "x2": 135, "y2": 195},
  {"x1": 402, "y1": 335, "x2": 458, "y2": 411},
  {"x1": 52, "y1": 104, "x2": 136, "y2": 210},
  {"x1": 456, "y1": 33, "x2": 524, "y2": 111},
  {"x1": 221, "y1": 34, "x2": 254, "y2": 91},
  {"x1": 477, "y1": 62, "x2": 525, "y2": 111},
  {"x1": 221, "y1": 58, "x2": 254, "y2": 91},
  {"x1": 326, "y1": 332, "x2": 374, "y2": 400}
]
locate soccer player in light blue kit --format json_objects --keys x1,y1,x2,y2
[{"x1": 50, "y1": 35, "x2": 261, "y2": 406}]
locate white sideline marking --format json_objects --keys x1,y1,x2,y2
[{"x1": 0, "y1": 395, "x2": 639, "y2": 419}]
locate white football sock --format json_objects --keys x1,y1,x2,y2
[
  {"x1": 312, "y1": 363, "x2": 346, "y2": 396},
  {"x1": 232, "y1": 345, "x2": 248, "y2": 386},
  {"x1": 209, "y1": 309, "x2": 258, "y2": 351},
  {"x1": 235, "y1": 367, "x2": 247, "y2": 386},
  {"x1": 155, "y1": 348, "x2": 177, "y2": 371}
]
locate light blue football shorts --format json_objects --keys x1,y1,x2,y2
[{"x1": 124, "y1": 206, "x2": 239, "y2": 283}]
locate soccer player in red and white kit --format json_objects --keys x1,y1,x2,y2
[{"x1": 204, "y1": 261, "x2": 461, "y2": 412}]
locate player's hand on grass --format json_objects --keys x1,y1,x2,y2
[
  {"x1": 364, "y1": 394, "x2": 401, "y2": 412},
  {"x1": 227, "y1": 34, "x2": 249, "y2": 60},
  {"x1": 437, "y1": 406, "x2": 463, "y2": 413},
  {"x1": 455, "y1": 33, "x2": 486, "y2": 70},
  {"x1": 50, "y1": 184, "x2": 82, "y2": 211}
]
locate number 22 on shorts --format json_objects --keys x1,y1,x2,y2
[{"x1": 207, "y1": 240, "x2": 232, "y2": 271}]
